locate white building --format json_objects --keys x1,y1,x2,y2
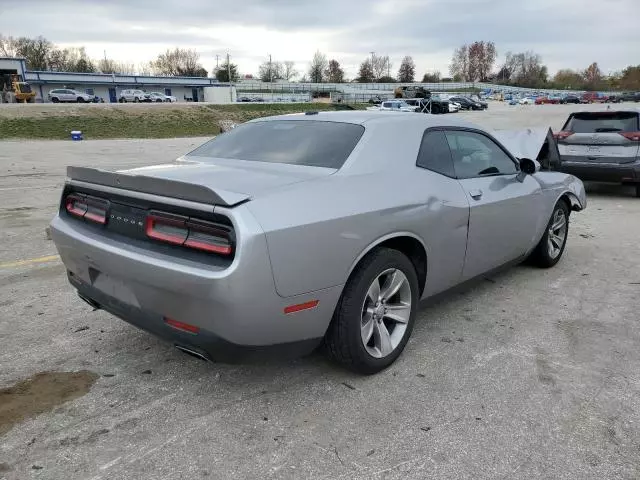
[{"x1": 1, "y1": 57, "x2": 227, "y2": 102}]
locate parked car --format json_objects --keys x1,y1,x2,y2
[
  {"x1": 560, "y1": 94, "x2": 581, "y2": 104},
  {"x1": 431, "y1": 94, "x2": 460, "y2": 113},
  {"x1": 404, "y1": 97, "x2": 451, "y2": 114},
  {"x1": 367, "y1": 100, "x2": 417, "y2": 112},
  {"x1": 556, "y1": 110, "x2": 640, "y2": 196},
  {"x1": 148, "y1": 92, "x2": 176, "y2": 102},
  {"x1": 466, "y1": 95, "x2": 488, "y2": 109},
  {"x1": 519, "y1": 97, "x2": 535, "y2": 105},
  {"x1": 48, "y1": 88, "x2": 94, "y2": 103},
  {"x1": 119, "y1": 89, "x2": 150, "y2": 103},
  {"x1": 394, "y1": 85, "x2": 429, "y2": 99},
  {"x1": 616, "y1": 92, "x2": 640, "y2": 102},
  {"x1": 50, "y1": 111, "x2": 585, "y2": 374},
  {"x1": 580, "y1": 92, "x2": 607, "y2": 104},
  {"x1": 448, "y1": 96, "x2": 484, "y2": 110}
]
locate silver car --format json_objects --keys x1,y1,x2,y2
[
  {"x1": 48, "y1": 88, "x2": 94, "y2": 103},
  {"x1": 556, "y1": 110, "x2": 640, "y2": 197},
  {"x1": 50, "y1": 112, "x2": 586, "y2": 374}
]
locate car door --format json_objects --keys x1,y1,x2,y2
[
  {"x1": 444, "y1": 129, "x2": 543, "y2": 280},
  {"x1": 415, "y1": 129, "x2": 469, "y2": 297},
  {"x1": 63, "y1": 89, "x2": 75, "y2": 102}
]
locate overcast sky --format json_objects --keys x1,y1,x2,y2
[{"x1": 1, "y1": 0, "x2": 638, "y2": 79}]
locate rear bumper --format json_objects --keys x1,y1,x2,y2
[
  {"x1": 559, "y1": 158, "x2": 640, "y2": 184},
  {"x1": 72, "y1": 276, "x2": 321, "y2": 362},
  {"x1": 50, "y1": 209, "x2": 342, "y2": 360}
]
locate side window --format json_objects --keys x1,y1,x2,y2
[
  {"x1": 445, "y1": 130, "x2": 518, "y2": 179},
  {"x1": 382, "y1": 102, "x2": 390, "y2": 108},
  {"x1": 416, "y1": 130, "x2": 455, "y2": 177}
]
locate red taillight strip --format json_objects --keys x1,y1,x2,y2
[
  {"x1": 284, "y1": 300, "x2": 319, "y2": 315},
  {"x1": 620, "y1": 132, "x2": 640, "y2": 141},
  {"x1": 183, "y1": 238, "x2": 232, "y2": 255},
  {"x1": 554, "y1": 131, "x2": 574, "y2": 140},
  {"x1": 164, "y1": 317, "x2": 200, "y2": 334},
  {"x1": 65, "y1": 194, "x2": 108, "y2": 224},
  {"x1": 65, "y1": 195, "x2": 87, "y2": 217},
  {"x1": 145, "y1": 212, "x2": 188, "y2": 245}
]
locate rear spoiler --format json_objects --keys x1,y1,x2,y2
[{"x1": 66, "y1": 166, "x2": 250, "y2": 207}]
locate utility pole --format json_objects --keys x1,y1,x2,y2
[
  {"x1": 227, "y1": 52, "x2": 232, "y2": 102},
  {"x1": 370, "y1": 51, "x2": 375, "y2": 82},
  {"x1": 268, "y1": 54, "x2": 273, "y2": 102},
  {"x1": 216, "y1": 54, "x2": 219, "y2": 70}
]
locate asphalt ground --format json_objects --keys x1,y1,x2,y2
[{"x1": 1, "y1": 103, "x2": 639, "y2": 479}]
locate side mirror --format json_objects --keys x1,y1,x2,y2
[{"x1": 519, "y1": 158, "x2": 541, "y2": 175}]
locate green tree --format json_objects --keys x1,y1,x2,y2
[
  {"x1": 397, "y1": 56, "x2": 416, "y2": 82},
  {"x1": 325, "y1": 59, "x2": 345, "y2": 83},
  {"x1": 215, "y1": 60, "x2": 239, "y2": 82}
]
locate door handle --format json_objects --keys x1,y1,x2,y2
[{"x1": 469, "y1": 189, "x2": 483, "y2": 200}]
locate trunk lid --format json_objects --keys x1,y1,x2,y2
[
  {"x1": 557, "y1": 111, "x2": 640, "y2": 164},
  {"x1": 68, "y1": 158, "x2": 335, "y2": 207}
]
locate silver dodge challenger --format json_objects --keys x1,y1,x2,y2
[{"x1": 50, "y1": 111, "x2": 586, "y2": 374}]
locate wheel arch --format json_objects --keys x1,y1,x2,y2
[
  {"x1": 346, "y1": 232, "x2": 428, "y2": 296},
  {"x1": 558, "y1": 191, "x2": 583, "y2": 212}
]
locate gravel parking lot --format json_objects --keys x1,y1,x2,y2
[{"x1": 1, "y1": 103, "x2": 639, "y2": 480}]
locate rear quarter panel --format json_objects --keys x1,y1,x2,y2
[{"x1": 246, "y1": 162, "x2": 470, "y2": 298}]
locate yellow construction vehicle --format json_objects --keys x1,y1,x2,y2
[{"x1": 1, "y1": 74, "x2": 36, "y2": 103}]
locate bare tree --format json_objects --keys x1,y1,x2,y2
[
  {"x1": 308, "y1": 50, "x2": 328, "y2": 83},
  {"x1": 138, "y1": 62, "x2": 154, "y2": 76},
  {"x1": 48, "y1": 47, "x2": 94, "y2": 73},
  {"x1": 449, "y1": 45, "x2": 469, "y2": 81},
  {"x1": 151, "y1": 48, "x2": 207, "y2": 77},
  {"x1": 501, "y1": 51, "x2": 548, "y2": 87},
  {"x1": 397, "y1": 56, "x2": 416, "y2": 83},
  {"x1": 0, "y1": 35, "x2": 17, "y2": 57},
  {"x1": 12, "y1": 36, "x2": 53, "y2": 70},
  {"x1": 283, "y1": 61, "x2": 298, "y2": 81},
  {"x1": 371, "y1": 54, "x2": 391, "y2": 81},
  {"x1": 325, "y1": 59, "x2": 344, "y2": 83},
  {"x1": 98, "y1": 58, "x2": 136, "y2": 74},
  {"x1": 258, "y1": 60, "x2": 283, "y2": 82}
]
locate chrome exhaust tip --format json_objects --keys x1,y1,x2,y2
[{"x1": 175, "y1": 345, "x2": 209, "y2": 362}]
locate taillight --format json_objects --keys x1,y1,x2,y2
[
  {"x1": 145, "y1": 211, "x2": 188, "y2": 245},
  {"x1": 554, "y1": 131, "x2": 574, "y2": 140},
  {"x1": 145, "y1": 211, "x2": 233, "y2": 255},
  {"x1": 65, "y1": 194, "x2": 109, "y2": 224},
  {"x1": 184, "y1": 219, "x2": 233, "y2": 255},
  {"x1": 619, "y1": 132, "x2": 640, "y2": 141}
]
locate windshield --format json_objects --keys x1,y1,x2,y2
[
  {"x1": 18, "y1": 83, "x2": 32, "y2": 93},
  {"x1": 564, "y1": 112, "x2": 639, "y2": 133},
  {"x1": 186, "y1": 120, "x2": 365, "y2": 169}
]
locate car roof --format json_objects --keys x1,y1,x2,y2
[{"x1": 250, "y1": 110, "x2": 481, "y2": 129}]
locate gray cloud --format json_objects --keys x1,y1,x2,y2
[{"x1": 1, "y1": 0, "x2": 638, "y2": 75}]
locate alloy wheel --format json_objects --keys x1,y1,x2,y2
[
  {"x1": 360, "y1": 268, "x2": 412, "y2": 358},
  {"x1": 547, "y1": 208, "x2": 567, "y2": 259}
]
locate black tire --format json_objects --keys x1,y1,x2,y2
[
  {"x1": 325, "y1": 248, "x2": 419, "y2": 374},
  {"x1": 528, "y1": 200, "x2": 570, "y2": 268},
  {"x1": 51, "y1": 97, "x2": 59, "y2": 103},
  {"x1": 635, "y1": 185, "x2": 640, "y2": 198},
  {"x1": 134, "y1": 98, "x2": 139, "y2": 103},
  {"x1": 76, "y1": 97, "x2": 85, "y2": 103}
]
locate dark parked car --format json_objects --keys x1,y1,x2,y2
[
  {"x1": 556, "y1": 110, "x2": 640, "y2": 197},
  {"x1": 448, "y1": 96, "x2": 484, "y2": 110},
  {"x1": 560, "y1": 94, "x2": 581, "y2": 104},
  {"x1": 616, "y1": 92, "x2": 640, "y2": 102},
  {"x1": 404, "y1": 97, "x2": 451, "y2": 114}
]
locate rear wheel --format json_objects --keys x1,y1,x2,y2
[
  {"x1": 51, "y1": 97, "x2": 59, "y2": 103},
  {"x1": 325, "y1": 248, "x2": 419, "y2": 374},
  {"x1": 76, "y1": 97, "x2": 85, "y2": 103},
  {"x1": 528, "y1": 201, "x2": 570, "y2": 268},
  {"x1": 134, "y1": 97, "x2": 140, "y2": 103}
]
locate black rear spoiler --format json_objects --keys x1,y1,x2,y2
[{"x1": 66, "y1": 166, "x2": 250, "y2": 207}]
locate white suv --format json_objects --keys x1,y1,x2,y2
[
  {"x1": 118, "y1": 89, "x2": 150, "y2": 103},
  {"x1": 48, "y1": 89, "x2": 94, "y2": 103}
]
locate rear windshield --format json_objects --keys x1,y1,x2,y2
[
  {"x1": 186, "y1": 120, "x2": 365, "y2": 169},
  {"x1": 564, "y1": 112, "x2": 639, "y2": 133}
]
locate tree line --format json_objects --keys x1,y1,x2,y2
[{"x1": 2, "y1": 34, "x2": 639, "y2": 90}]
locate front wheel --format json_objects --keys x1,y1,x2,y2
[
  {"x1": 528, "y1": 201, "x2": 570, "y2": 268},
  {"x1": 325, "y1": 248, "x2": 419, "y2": 374},
  {"x1": 76, "y1": 97, "x2": 85, "y2": 103},
  {"x1": 51, "y1": 97, "x2": 59, "y2": 103}
]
